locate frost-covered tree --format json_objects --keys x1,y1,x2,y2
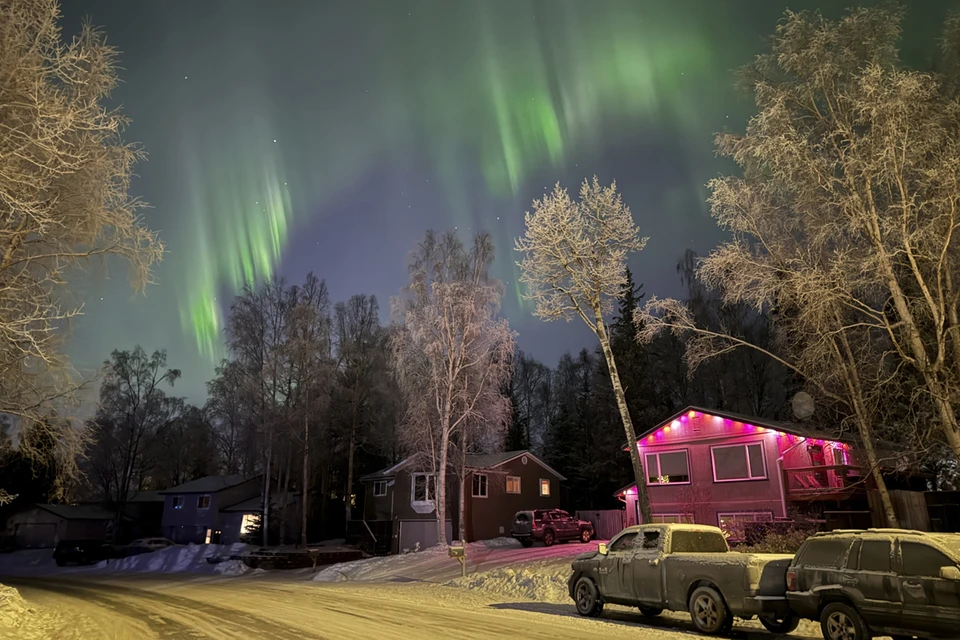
[
  {"x1": 0, "y1": 0, "x2": 163, "y2": 502},
  {"x1": 391, "y1": 231, "x2": 514, "y2": 547},
  {"x1": 515, "y1": 178, "x2": 652, "y2": 521}
]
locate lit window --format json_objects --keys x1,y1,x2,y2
[
  {"x1": 373, "y1": 481, "x2": 387, "y2": 497},
  {"x1": 197, "y1": 495, "x2": 210, "y2": 509},
  {"x1": 172, "y1": 496, "x2": 184, "y2": 510},
  {"x1": 645, "y1": 450, "x2": 691, "y2": 484},
  {"x1": 539, "y1": 479, "x2": 551, "y2": 497},
  {"x1": 711, "y1": 443, "x2": 767, "y2": 482},
  {"x1": 472, "y1": 474, "x2": 488, "y2": 498},
  {"x1": 412, "y1": 473, "x2": 436, "y2": 503},
  {"x1": 506, "y1": 476, "x2": 521, "y2": 494},
  {"x1": 240, "y1": 513, "x2": 258, "y2": 536}
]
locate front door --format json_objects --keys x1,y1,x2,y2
[
  {"x1": 897, "y1": 539, "x2": 960, "y2": 637},
  {"x1": 598, "y1": 530, "x2": 638, "y2": 602},
  {"x1": 630, "y1": 528, "x2": 664, "y2": 604}
]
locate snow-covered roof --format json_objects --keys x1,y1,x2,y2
[
  {"x1": 35, "y1": 504, "x2": 116, "y2": 521},
  {"x1": 362, "y1": 450, "x2": 567, "y2": 481},
  {"x1": 159, "y1": 475, "x2": 257, "y2": 494}
]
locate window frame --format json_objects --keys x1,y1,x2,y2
[
  {"x1": 411, "y1": 472, "x2": 436, "y2": 505},
  {"x1": 644, "y1": 449, "x2": 692, "y2": 485},
  {"x1": 710, "y1": 442, "x2": 768, "y2": 482},
  {"x1": 197, "y1": 495, "x2": 210, "y2": 510},
  {"x1": 472, "y1": 473, "x2": 488, "y2": 498},
  {"x1": 506, "y1": 476, "x2": 521, "y2": 494},
  {"x1": 539, "y1": 478, "x2": 551, "y2": 497},
  {"x1": 651, "y1": 513, "x2": 694, "y2": 524},
  {"x1": 373, "y1": 480, "x2": 387, "y2": 497},
  {"x1": 172, "y1": 495, "x2": 184, "y2": 510}
]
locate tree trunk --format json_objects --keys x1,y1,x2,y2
[
  {"x1": 302, "y1": 412, "x2": 309, "y2": 548},
  {"x1": 262, "y1": 437, "x2": 273, "y2": 547},
  {"x1": 436, "y1": 404, "x2": 451, "y2": 547},
  {"x1": 345, "y1": 430, "x2": 356, "y2": 528},
  {"x1": 459, "y1": 432, "x2": 467, "y2": 544},
  {"x1": 278, "y1": 451, "x2": 291, "y2": 544},
  {"x1": 595, "y1": 310, "x2": 653, "y2": 522}
]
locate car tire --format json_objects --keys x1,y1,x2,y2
[
  {"x1": 639, "y1": 605, "x2": 663, "y2": 617},
  {"x1": 689, "y1": 586, "x2": 731, "y2": 635},
  {"x1": 580, "y1": 528, "x2": 592, "y2": 544},
  {"x1": 574, "y1": 577, "x2": 603, "y2": 618},
  {"x1": 519, "y1": 538, "x2": 533, "y2": 548},
  {"x1": 543, "y1": 530, "x2": 555, "y2": 546},
  {"x1": 820, "y1": 602, "x2": 871, "y2": 640},
  {"x1": 55, "y1": 559, "x2": 65, "y2": 567},
  {"x1": 759, "y1": 613, "x2": 800, "y2": 634}
]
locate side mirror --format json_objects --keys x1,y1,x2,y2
[
  {"x1": 598, "y1": 543, "x2": 608, "y2": 556},
  {"x1": 940, "y1": 566, "x2": 960, "y2": 580}
]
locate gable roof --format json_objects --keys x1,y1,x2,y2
[
  {"x1": 35, "y1": 504, "x2": 117, "y2": 521},
  {"x1": 624, "y1": 405, "x2": 852, "y2": 450},
  {"x1": 362, "y1": 450, "x2": 567, "y2": 482},
  {"x1": 221, "y1": 492, "x2": 299, "y2": 513},
  {"x1": 159, "y1": 475, "x2": 257, "y2": 495},
  {"x1": 467, "y1": 450, "x2": 567, "y2": 481}
]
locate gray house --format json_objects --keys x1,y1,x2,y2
[
  {"x1": 4, "y1": 504, "x2": 119, "y2": 548},
  {"x1": 160, "y1": 475, "x2": 262, "y2": 544}
]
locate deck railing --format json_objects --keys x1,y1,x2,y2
[{"x1": 783, "y1": 464, "x2": 868, "y2": 500}]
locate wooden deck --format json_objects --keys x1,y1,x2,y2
[{"x1": 783, "y1": 464, "x2": 869, "y2": 502}]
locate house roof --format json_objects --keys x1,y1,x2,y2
[
  {"x1": 624, "y1": 405, "x2": 852, "y2": 450},
  {"x1": 35, "y1": 504, "x2": 117, "y2": 521},
  {"x1": 361, "y1": 450, "x2": 567, "y2": 481},
  {"x1": 159, "y1": 475, "x2": 257, "y2": 495},
  {"x1": 127, "y1": 491, "x2": 165, "y2": 503}
]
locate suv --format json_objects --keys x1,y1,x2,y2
[
  {"x1": 512, "y1": 509, "x2": 594, "y2": 547},
  {"x1": 53, "y1": 539, "x2": 114, "y2": 566},
  {"x1": 787, "y1": 529, "x2": 960, "y2": 640}
]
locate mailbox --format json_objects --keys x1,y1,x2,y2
[{"x1": 448, "y1": 546, "x2": 465, "y2": 558}]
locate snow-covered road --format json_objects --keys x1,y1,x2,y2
[{"x1": 6, "y1": 574, "x2": 822, "y2": 640}]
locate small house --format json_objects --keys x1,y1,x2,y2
[
  {"x1": 4, "y1": 504, "x2": 118, "y2": 548},
  {"x1": 616, "y1": 406, "x2": 871, "y2": 535},
  {"x1": 355, "y1": 449, "x2": 565, "y2": 554}
]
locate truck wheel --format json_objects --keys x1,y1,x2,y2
[
  {"x1": 639, "y1": 605, "x2": 663, "y2": 617},
  {"x1": 580, "y1": 528, "x2": 592, "y2": 543},
  {"x1": 820, "y1": 602, "x2": 871, "y2": 640},
  {"x1": 543, "y1": 530, "x2": 555, "y2": 546},
  {"x1": 519, "y1": 538, "x2": 533, "y2": 548},
  {"x1": 759, "y1": 613, "x2": 800, "y2": 634},
  {"x1": 689, "y1": 586, "x2": 731, "y2": 635},
  {"x1": 574, "y1": 577, "x2": 603, "y2": 617}
]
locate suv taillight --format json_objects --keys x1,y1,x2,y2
[
  {"x1": 532, "y1": 521, "x2": 539, "y2": 529},
  {"x1": 786, "y1": 569, "x2": 798, "y2": 592}
]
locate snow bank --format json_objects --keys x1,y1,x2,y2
[
  {"x1": 313, "y1": 545, "x2": 448, "y2": 582},
  {"x1": 0, "y1": 584, "x2": 29, "y2": 630},
  {"x1": 212, "y1": 559, "x2": 250, "y2": 577},
  {"x1": 446, "y1": 560, "x2": 570, "y2": 603},
  {"x1": 476, "y1": 537, "x2": 521, "y2": 549},
  {"x1": 91, "y1": 542, "x2": 254, "y2": 574}
]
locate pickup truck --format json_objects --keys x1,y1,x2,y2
[{"x1": 568, "y1": 523, "x2": 798, "y2": 635}]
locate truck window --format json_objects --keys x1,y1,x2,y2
[
  {"x1": 672, "y1": 531, "x2": 728, "y2": 553},
  {"x1": 859, "y1": 540, "x2": 891, "y2": 572},
  {"x1": 609, "y1": 532, "x2": 638, "y2": 552},
  {"x1": 798, "y1": 539, "x2": 851, "y2": 568},
  {"x1": 641, "y1": 531, "x2": 661, "y2": 550},
  {"x1": 901, "y1": 542, "x2": 952, "y2": 577}
]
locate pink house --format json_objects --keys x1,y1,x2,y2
[{"x1": 618, "y1": 406, "x2": 868, "y2": 533}]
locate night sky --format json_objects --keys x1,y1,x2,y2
[{"x1": 56, "y1": 0, "x2": 957, "y2": 403}]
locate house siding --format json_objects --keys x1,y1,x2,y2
[
  {"x1": 465, "y1": 455, "x2": 562, "y2": 542},
  {"x1": 624, "y1": 411, "x2": 858, "y2": 527}
]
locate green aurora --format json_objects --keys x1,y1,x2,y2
[{"x1": 175, "y1": 1, "x2": 727, "y2": 360}]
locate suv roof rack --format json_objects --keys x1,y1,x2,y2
[{"x1": 812, "y1": 528, "x2": 926, "y2": 537}]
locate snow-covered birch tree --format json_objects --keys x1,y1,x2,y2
[
  {"x1": 391, "y1": 231, "x2": 514, "y2": 547},
  {"x1": 0, "y1": 0, "x2": 164, "y2": 502},
  {"x1": 515, "y1": 177, "x2": 653, "y2": 522}
]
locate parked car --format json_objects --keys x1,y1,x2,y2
[
  {"x1": 512, "y1": 509, "x2": 594, "y2": 547},
  {"x1": 53, "y1": 539, "x2": 114, "y2": 566},
  {"x1": 786, "y1": 528, "x2": 960, "y2": 640},
  {"x1": 125, "y1": 537, "x2": 176, "y2": 556},
  {"x1": 569, "y1": 523, "x2": 797, "y2": 634}
]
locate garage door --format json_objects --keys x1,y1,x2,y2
[
  {"x1": 14, "y1": 523, "x2": 57, "y2": 548},
  {"x1": 398, "y1": 520, "x2": 452, "y2": 552}
]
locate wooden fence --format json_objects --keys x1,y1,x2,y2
[
  {"x1": 576, "y1": 510, "x2": 624, "y2": 540},
  {"x1": 867, "y1": 490, "x2": 932, "y2": 530}
]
